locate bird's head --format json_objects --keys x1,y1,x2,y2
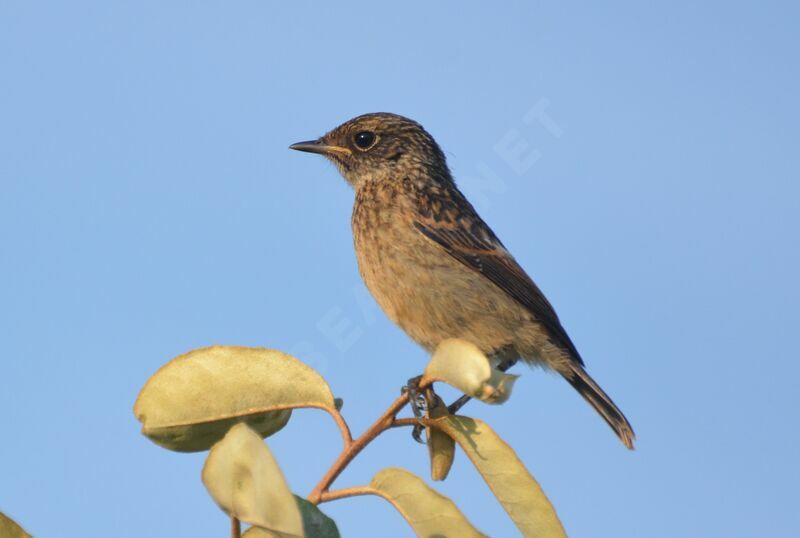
[{"x1": 290, "y1": 112, "x2": 449, "y2": 188}]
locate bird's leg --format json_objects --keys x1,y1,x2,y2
[
  {"x1": 446, "y1": 357, "x2": 519, "y2": 414},
  {"x1": 445, "y1": 393, "x2": 472, "y2": 416},
  {"x1": 402, "y1": 375, "x2": 425, "y2": 418},
  {"x1": 402, "y1": 375, "x2": 434, "y2": 444},
  {"x1": 411, "y1": 392, "x2": 431, "y2": 444}
]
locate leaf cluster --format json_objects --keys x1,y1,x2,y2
[{"x1": 132, "y1": 340, "x2": 566, "y2": 537}]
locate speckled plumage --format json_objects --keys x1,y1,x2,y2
[{"x1": 290, "y1": 113, "x2": 635, "y2": 449}]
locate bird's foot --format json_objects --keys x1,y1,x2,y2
[
  {"x1": 446, "y1": 357, "x2": 519, "y2": 414},
  {"x1": 402, "y1": 375, "x2": 429, "y2": 444}
]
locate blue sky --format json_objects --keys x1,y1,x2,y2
[{"x1": 1, "y1": 2, "x2": 798, "y2": 536}]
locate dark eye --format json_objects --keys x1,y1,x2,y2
[{"x1": 353, "y1": 131, "x2": 377, "y2": 150}]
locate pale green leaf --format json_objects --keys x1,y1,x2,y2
[
  {"x1": 426, "y1": 396, "x2": 455, "y2": 481},
  {"x1": 242, "y1": 496, "x2": 340, "y2": 538},
  {"x1": 134, "y1": 345, "x2": 336, "y2": 451},
  {"x1": 432, "y1": 416, "x2": 566, "y2": 537},
  {"x1": 370, "y1": 467, "x2": 486, "y2": 538},
  {"x1": 0, "y1": 513, "x2": 31, "y2": 538},
  {"x1": 202, "y1": 423, "x2": 304, "y2": 538},
  {"x1": 421, "y1": 339, "x2": 518, "y2": 404}
]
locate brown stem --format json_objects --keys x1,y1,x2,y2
[
  {"x1": 390, "y1": 417, "x2": 431, "y2": 428},
  {"x1": 307, "y1": 391, "x2": 412, "y2": 504},
  {"x1": 318, "y1": 485, "x2": 379, "y2": 503},
  {"x1": 327, "y1": 406, "x2": 354, "y2": 447},
  {"x1": 230, "y1": 516, "x2": 241, "y2": 538}
]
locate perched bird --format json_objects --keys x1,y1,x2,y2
[{"x1": 290, "y1": 113, "x2": 635, "y2": 449}]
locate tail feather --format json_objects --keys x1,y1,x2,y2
[{"x1": 564, "y1": 363, "x2": 636, "y2": 449}]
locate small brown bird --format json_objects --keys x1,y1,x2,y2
[{"x1": 290, "y1": 113, "x2": 635, "y2": 449}]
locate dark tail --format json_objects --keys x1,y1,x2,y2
[{"x1": 564, "y1": 363, "x2": 636, "y2": 449}]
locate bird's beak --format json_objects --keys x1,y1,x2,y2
[{"x1": 289, "y1": 139, "x2": 352, "y2": 157}]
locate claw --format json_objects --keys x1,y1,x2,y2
[{"x1": 411, "y1": 423, "x2": 426, "y2": 444}]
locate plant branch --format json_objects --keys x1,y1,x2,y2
[
  {"x1": 390, "y1": 417, "x2": 431, "y2": 428},
  {"x1": 327, "y1": 406, "x2": 353, "y2": 447},
  {"x1": 230, "y1": 516, "x2": 241, "y2": 538},
  {"x1": 308, "y1": 389, "x2": 420, "y2": 504}
]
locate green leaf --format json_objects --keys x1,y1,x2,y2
[
  {"x1": 426, "y1": 396, "x2": 455, "y2": 481},
  {"x1": 432, "y1": 416, "x2": 566, "y2": 537},
  {"x1": 0, "y1": 513, "x2": 31, "y2": 538},
  {"x1": 243, "y1": 496, "x2": 340, "y2": 538},
  {"x1": 421, "y1": 339, "x2": 518, "y2": 404},
  {"x1": 370, "y1": 467, "x2": 486, "y2": 537},
  {"x1": 202, "y1": 423, "x2": 304, "y2": 537},
  {"x1": 134, "y1": 345, "x2": 336, "y2": 451},
  {"x1": 293, "y1": 496, "x2": 340, "y2": 538}
]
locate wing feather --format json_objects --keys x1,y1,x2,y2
[{"x1": 413, "y1": 216, "x2": 583, "y2": 365}]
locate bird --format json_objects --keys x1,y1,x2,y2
[{"x1": 289, "y1": 112, "x2": 635, "y2": 449}]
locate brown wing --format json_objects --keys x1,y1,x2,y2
[{"x1": 413, "y1": 210, "x2": 584, "y2": 366}]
